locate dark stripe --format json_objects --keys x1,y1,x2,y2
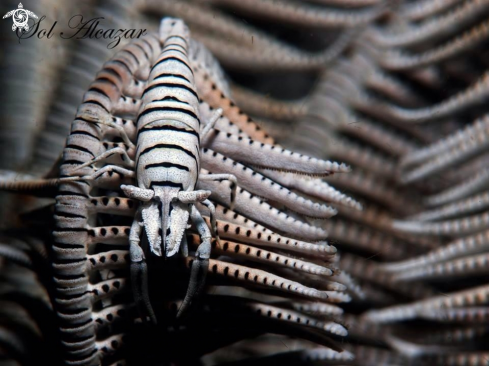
[
  {"x1": 134, "y1": 43, "x2": 150, "y2": 60},
  {"x1": 125, "y1": 49, "x2": 140, "y2": 65},
  {"x1": 162, "y1": 47, "x2": 186, "y2": 57},
  {"x1": 138, "y1": 106, "x2": 199, "y2": 123},
  {"x1": 152, "y1": 96, "x2": 189, "y2": 105},
  {"x1": 151, "y1": 57, "x2": 193, "y2": 75},
  {"x1": 166, "y1": 35, "x2": 188, "y2": 46},
  {"x1": 145, "y1": 162, "x2": 190, "y2": 171},
  {"x1": 142, "y1": 82, "x2": 198, "y2": 99},
  {"x1": 57, "y1": 191, "x2": 89, "y2": 198},
  {"x1": 139, "y1": 143, "x2": 198, "y2": 164},
  {"x1": 95, "y1": 77, "x2": 119, "y2": 90},
  {"x1": 88, "y1": 87, "x2": 110, "y2": 100},
  {"x1": 112, "y1": 59, "x2": 132, "y2": 74},
  {"x1": 53, "y1": 243, "x2": 84, "y2": 249},
  {"x1": 54, "y1": 258, "x2": 87, "y2": 266},
  {"x1": 56, "y1": 212, "x2": 87, "y2": 219},
  {"x1": 141, "y1": 38, "x2": 156, "y2": 55},
  {"x1": 102, "y1": 67, "x2": 123, "y2": 83},
  {"x1": 66, "y1": 144, "x2": 96, "y2": 158},
  {"x1": 153, "y1": 73, "x2": 191, "y2": 84},
  {"x1": 164, "y1": 43, "x2": 187, "y2": 53},
  {"x1": 149, "y1": 181, "x2": 184, "y2": 190},
  {"x1": 137, "y1": 125, "x2": 199, "y2": 140},
  {"x1": 62, "y1": 159, "x2": 84, "y2": 165},
  {"x1": 56, "y1": 292, "x2": 87, "y2": 300},
  {"x1": 70, "y1": 131, "x2": 100, "y2": 141},
  {"x1": 84, "y1": 100, "x2": 109, "y2": 113}
]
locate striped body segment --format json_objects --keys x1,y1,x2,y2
[
  {"x1": 120, "y1": 18, "x2": 220, "y2": 323},
  {"x1": 129, "y1": 20, "x2": 202, "y2": 257}
]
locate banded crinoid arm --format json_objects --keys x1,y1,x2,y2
[
  {"x1": 203, "y1": 130, "x2": 350, "y2": 176},
  {"x1": 0, "y1": 169, "x2": 61, "y2": 195},
  {"x1": 382, "y1": 228, "x2": 489, "y2": 273},
  {"x1": 334, "y1": 204, "x2": 394, "y2": 235},
  {"x1": 222, "y1": 91, "x2": 405, "y2": 182},
  {"x1": 401, "y1": 325, "x2": 489, "y2": 348},
  {"x1": 419, "y1": 306, "x2": 489, "y2": 323},
  {"x1": 140, "y1": 0, "x2": 355, "y2": 72},
  {"x1": 202, "y1": 0, "x2": 385, "y2": 28},
  {"x1": 207, "y1": 286, "x2": 345, "y2": 317},
  {"x1": 197, "y1": 173, "x2": 329, "y2": 241},
  {"x1": 325, "y1": 170, "x2": 419, "y2": 214},
  {"x1": 407, "y1": 191, "x2": 489, "y2": 222},
  {"x1": 49, "y1": 32, "x2": 165, "y2": 365},
  {"x1": 310, "y1": 53, "x2": 432, "y2": 141},
  {"x1": 326, "y1": 49, "x2": 424, "y2": 108},
  {"x1": 336, "y1": 205, "x2": 439, "y2": 251},
  {"x1": 341, "y1": 313, "x2": 397, "y2": 345},
  {"x1": 442, "y1": 150, "x2": 489, "y2": 184},
  {"x1": 389, "y1": 252, "x2": 489, "y2": 282},
  {"x1": 229, "y1": 96, "x2": 396, "y2": 180},
  {"x1": 363, "y1": 283, "x2": 489, "y2": 323},
  {"x1": 206, "y1": 348, "x2": 354, "y2": 366},
  {"x1": 229, "y1": 84, "x2": 305, "y2": 122},
  {"x1": 393, "y1": 210, "x2": 489, "y2": 236},
  {"x1": 200, "y1": 149, "x2": 338, "y2": 218},
  {"x1": 371, "y1": 0, "x2": 489, "y2": 48},
  {"x1": 344, "y1": 344, "x2": 408, "y2": 366},
  {"x1": 382, "y1": 334, "x2": 472, "y2": 361},
  {"x1": 401, "y1": 114, "x2": 489, "y2": 168},
  {"x1": 378, "y1": 18, "x2": 489, "y2": 71},
  {"x1": 400, "y1": 120, "x2": 489, "y2": 183},
  {"x1": 324, "y1": 137, "x2": 399, "y2": 180},
  {"x1": 250, "y1": 168, "x2": 362, "y2": 210},
  {"x1": 365, "y1": 68, "x2": 422, "y2": 107},
  {"x1": 200, "y1": 213, "x2": 337, "y2": 258},
  {"x1": 190, "y1": 28, "x2": 356, "y2": 72},
  {"x1": 188, "y1": 39, "x2": 231, "y2": 96},
  {"x1": 400, "y1": 0, "x2": 466, "y2": 21},
  {"x1": 318, "y1": 71, "x2": 444, "y2": 144},
  {"x1": 306, "y1": 96, "x2": 418, "y2": 156},
  {"x1": 187, "y1": 235, "x2": 335, "y2": 277},
  {"x1": 371, "y1": 71, "x2": 489, "y2": 124},
  {"x1": 191, "y1": 59, "x2": 275, "y2": 145},
  {"x1": 159, "y1": 252, "x2": 348, "y2": 348},
  {"x1": 322, "y1": 219, "x2": 413, "y2": 261},
  {"x1": 183, "y1": 258, "x2": 346, "y2": 303},
  {"x1": 424, "y1": 167, "x2": 489, "y2": 206},
  {"x1": 425, "y1": 352, "x2": 489, "y2": 366},
  {"x1": 198, "y1": 102, "x2": 252, "y2": 139},
  {"x1": 339, "y1": 253, "x2": 436, "y2": 300},
  {"x1": 140, "y1": 0, "x2": 309, "y2": 55}
]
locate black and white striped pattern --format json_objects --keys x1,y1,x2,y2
[{"x1": 132, "y1": 19, "x2": 202, "y2": 257}]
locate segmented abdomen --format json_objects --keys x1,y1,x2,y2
[{"x1": 136, "y1": 29, "x2": 200, "y2": 191}]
